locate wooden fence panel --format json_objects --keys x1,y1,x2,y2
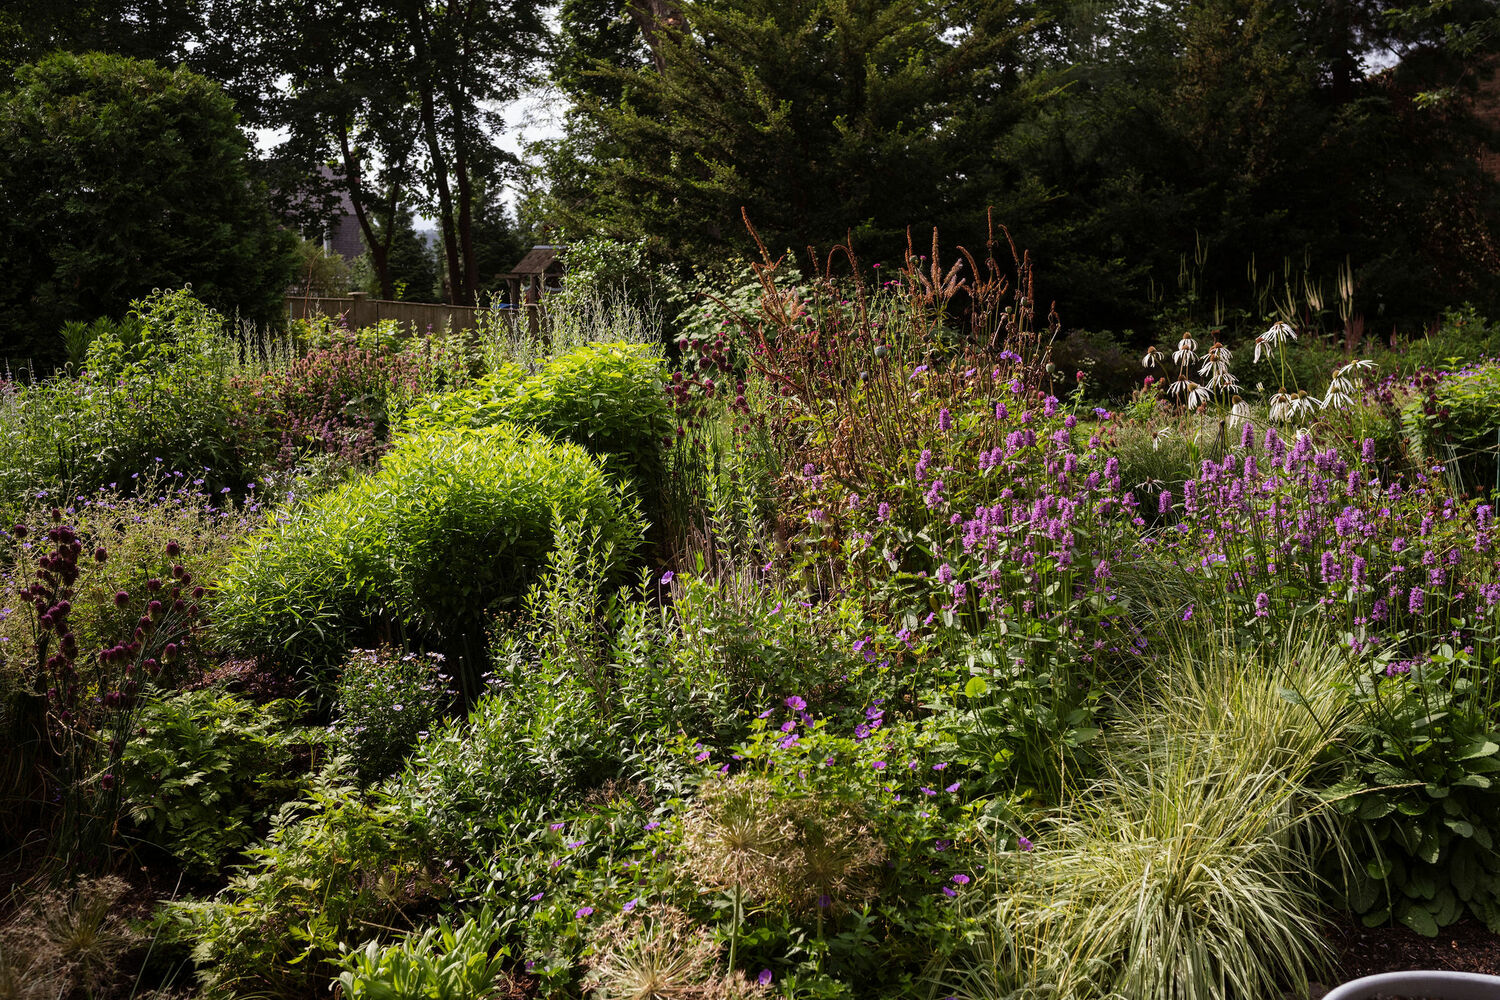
[{"x1": 285, "y1": 292, "x2": 520, "y2": 334}]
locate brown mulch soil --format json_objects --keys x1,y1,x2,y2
[{"x1": 1308, "y1": 916, "x2": 1500, "y2": 997}]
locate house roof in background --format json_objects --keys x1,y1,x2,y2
[{"x1": 504, "y1": 245, "x2": 564, "y2": 277}]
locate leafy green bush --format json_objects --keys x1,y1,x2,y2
[
  {"x1": 0, "y1": 289, "x2": 262, "y2": 506},
  {"x1": 408, "y1": 343, "x2": 671, "y2": 499},
  {"x1": 0, "y1": 51, "x2": 295, "y2": 370},
  {"x1": 168, "y1": 765, "x2": 440, "y2": 998},
  {"x1": 209, "y1": 475, "x2": 385, "y2": 679},
  {"x1": 122, "y1": 688, "x2": 320, "y2": 871},
  {"x1": 333, "y1": 647, "x2": 453, "y2": 785},
  {"x1": 1400, "y1": 358, "x2": 1500, "y2": 497},
  {"x1": 213, "y1": 424, "x2": 646, "y2": 682},
  {"x1": 399, "y1": 669, "x2": 624, "y2": 856},
  {"x1": 1327, "y1": 642, "x2": 1500, "y2": 935}
]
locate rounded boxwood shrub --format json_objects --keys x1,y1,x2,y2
[
  {"x1": 409, "y1": 343, "x2": 671, "y2": 499},
  {"x1": 213, "y1": 424, "x2": 645, "y2": 682}
]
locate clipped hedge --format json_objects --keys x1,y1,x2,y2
[
  {"x1": 213, "y1": 424, "x2": 645, "y2": 681},
  {"x1": 406, "y1": 342, "x2": 671, "y2": 498}
]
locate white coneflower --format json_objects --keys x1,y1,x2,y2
[
  {"x1": 1322, "y1": 374, "x2": 1354, "y2": 411},
  {"x1": 1268, "y1": 391, "x2": 1293, "y2": 423},
  {"x1": 1152, "y1": 426, "x2": 1175, "y2": 451},
  {"x1": 1185, "y1": 382, "x2": 1210, "y2": 410},
  {"x1": 1173, "y1": 335, "x2": 1199, "y2": 366},
  {"x1": 1288, "y1": 390, "x2": 1322, "y2": 422},
  {"x1": 1228, "y1": 395, "x2": 1253, "y2": 428},
  {"x1": 1254, "y1": 321, "x2": 1297, "y2": 364},
  {"x1": 1198, "y1": 342, "x2": 1237, "y2": 391},
  {"x1": 1142, "y1": 346, "x2": 1160, "y2": 369},
  {"x1": 1322, "y1": 359, "x2": 1376, "y2": 412}
]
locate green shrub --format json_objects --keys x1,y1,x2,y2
[
  {"x1": 409, "y1": 342, "x2": 671, "y2": 499},
  {"x1": 0, "y1": 289, "x2": 261, "y2": 506},
  {"x1": 1400, "y1": 358, "x2": 1500, "y2": 497},
  {"x1": 1327, "y1": 641, "x2": 1500, "y2": 935},
  {"x1": 121, "y1": 688, "x2": 320, "y2": 871},
  {"x1": 213, "y1": 424, "x2": 646, "y2": 683},
  {"x1": 399, "y1": 672, "x2": 624, "y2": 856},
  {"x1": 333, "y1": 647, "x2": 452, "y2": 785},
  {"x1": 168, "y1": 765, "x2": 440, "y2": 997}
]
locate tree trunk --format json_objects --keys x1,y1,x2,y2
[
  {"x1": 407, "y1": 3, "x2": 468, "y2": 305},
  {"x1": 627, "y1": 0, "x2": 687, "y2": 73},
  {"x1": 455, "y1": 142, "x2": 479, "y2": 304},
  {"x1": 338, "y1": 126, "x2": 395, "y2": 300}
]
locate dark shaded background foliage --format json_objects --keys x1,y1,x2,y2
[
  {"x1": 541, "y1": 0, "x2": 1500, "y2": 339},
  {"x1": 1, "y1": 0, "x2": 1497, "y2": 358},
  {"x1": 0, "y1": 52, "x2": 295, "y2": 370}
]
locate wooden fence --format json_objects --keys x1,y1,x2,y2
[{"x1": 285, "y1": 292, "x2": 530, "y2": 334}]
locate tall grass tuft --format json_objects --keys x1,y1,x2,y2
[{"x1": 941, "y1": 622, "x2": 1351, "y2": 1000}]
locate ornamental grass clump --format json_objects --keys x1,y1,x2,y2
[
  {"x1": 942, "y1": 622, "x2": 1350, "y2": 1000},
  {"x1": 0, "y1": 876, "x2": 139, "y2": 1000}
]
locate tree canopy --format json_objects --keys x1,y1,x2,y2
[{"x1": 0, "y1": 51, "x2": 295, "y2": 368}]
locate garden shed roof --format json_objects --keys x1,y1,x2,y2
[{"x1": 504, "y1": 245, "x2": 564, "y2": 277}]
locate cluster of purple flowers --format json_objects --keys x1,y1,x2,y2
[{"x1": 1147, "y1": 427, "x2": 1499, "y2": 660}]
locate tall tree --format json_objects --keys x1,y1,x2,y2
[
  {"x1": 545, "y1": 0, "x2": 1036, "y2": 264},
  {"x1": 398, "y1": 0, "x2": 547, "y2": 305},
  {"x1": 0, "y1": 52, "x2": 295, "y2": 367}
]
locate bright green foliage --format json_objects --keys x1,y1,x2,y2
[
  {"x1": 1328, "y1": 642, "x2": 1500, "y2": 935},
  {"x1": 1401, "y1": 351, "x2": 1500, "y2": 497},
  {"x1": 168, "y1": 765, "x2": 439, "y2": 998},
  {"x1": 336, "y1": 909, "x2": 510, "y2": 1000},
  {"x1": 409, "y1": 343, "x2": 671, "y2": 497},
  {"x1": 0, "y1": 289, "x2": 263, "y2": 505},
  {"x1": 0, "y1": 52, "x2": 294, "y2": 370},
  {"x1": 210, "y1": 476, "x2": 385, "y2": 680},
  {"x1": 121, "y1": 689, "x2": 320, "y2": 872},
  {"x1": 213, "y1": 424, "x2": 646, "y2": 680}
]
